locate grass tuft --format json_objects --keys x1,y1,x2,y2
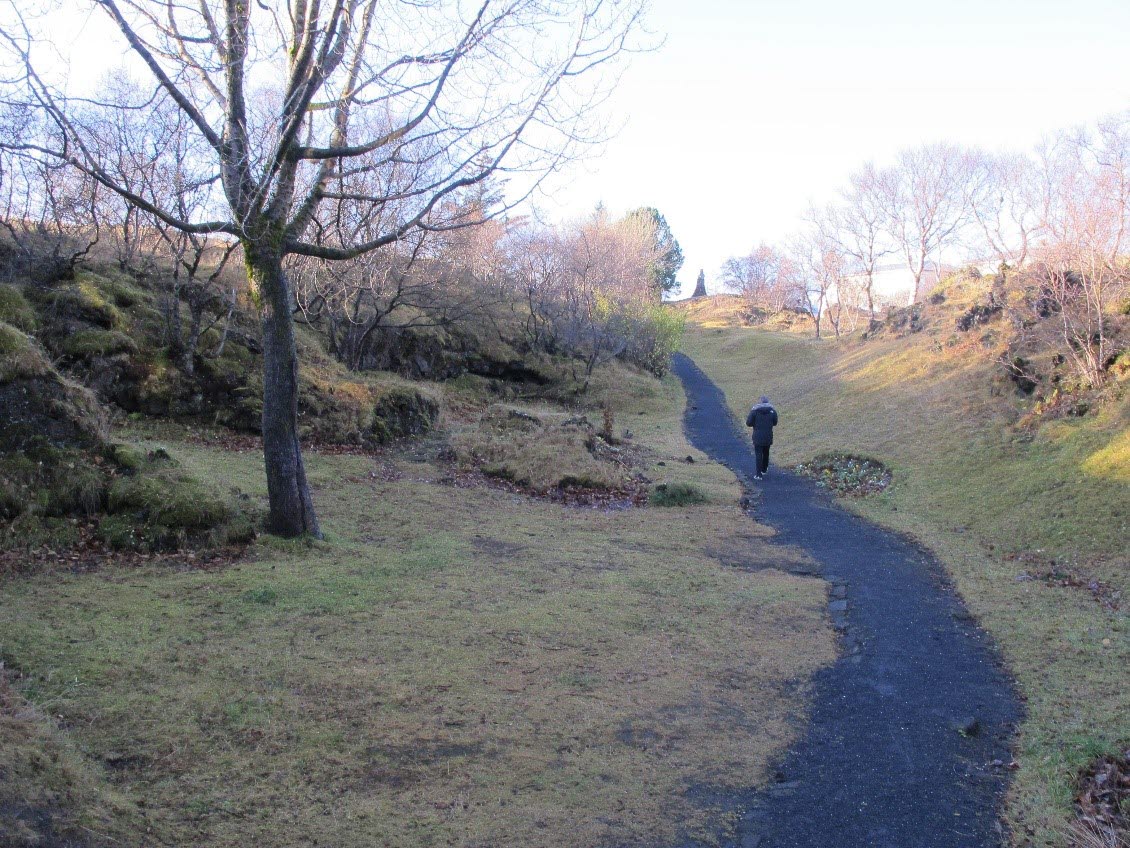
[{"x1": 649, "y1": 481, "x2": 708, "y2": 506}]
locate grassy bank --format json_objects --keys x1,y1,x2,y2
[
  {"x1": 0, "y1": 367, "x2": 836, "y2": 848},
  {"x1": 681, "y1": 301, "x2": 1128, "y2": 847}
]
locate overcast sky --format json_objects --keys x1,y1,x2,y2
[{"x1": 534, "y1": 0, "x2": 1130, "y2": 297}]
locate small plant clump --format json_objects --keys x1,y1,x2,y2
[
  {"x1": 649, "y1": 482, "x2": 707, "y2": 507},
  {"x1": 795, "y1": 453, "x2": 893, "y2": 497}
]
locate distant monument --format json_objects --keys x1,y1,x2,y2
[{"x1": 692, "y1": 269, "x2": 707, "y2": 298}]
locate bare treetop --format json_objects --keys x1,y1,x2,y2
[{"x1": 2, "y1": 0, "x2": 647, "y2": 257}]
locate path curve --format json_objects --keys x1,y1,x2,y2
[{"x1": 672, "y1": 353, "x2": 1021, "y2": 848}]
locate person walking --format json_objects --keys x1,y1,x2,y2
[{"x1": 745, "y1": 395, "x2": 778, "y2": 480}]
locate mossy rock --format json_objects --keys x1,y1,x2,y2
[
  {"x1": 0, "y1": 323, "x2": 109, "y2": 453},
  {"x1": 0, "y1": 284, "x2": 37, "y2": 332},
  {"x1": 60, "y1": 329, "x2": 138, "y2": 361},
  {"x1": 371, "y1": 387, "x2": 439, "y2": 444}
]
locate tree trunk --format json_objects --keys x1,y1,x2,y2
[
  {"x1": 182, "y1": 299, "x2": 203, "y2": 376},
  {"x1": 246, "y1": 244, "x2": 322, "y2": 538}
]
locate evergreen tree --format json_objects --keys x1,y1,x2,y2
[{"x1": 626, "y1": 207, "x2": 684, "y2": 295}]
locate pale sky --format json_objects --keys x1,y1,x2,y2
[
  {"x1": 536, "y1": 0, "x2": 1130, "y2": 298},
  {"x1": 28, "y1": 0, "x2": 1130, "y2": 299}
]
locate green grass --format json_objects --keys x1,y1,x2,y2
[
  {"x1": 649, "y1": 482, "x2": 709, "y2": 507},
  {"x1": 0, "y1": 363, "x2": 835, "y2": 848},
  {"x1": 681, "y1": 310, "x2": 1129, "y2": 847}
]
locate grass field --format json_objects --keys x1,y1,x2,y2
[
  {"x1": 680, "y1": 297, "x2": 1128, "y2": 847},
  {"x1": 0, "y1": 366, "x2": 837, "y2": 848}
]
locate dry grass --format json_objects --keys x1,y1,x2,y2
[
  {"x1": 1065, "y1": 820, "x2": 1130, "y2": 848},
  {"x1": 0, "y1": 362, "x2": 835, "y2": 848},
  {"x1": 681, "y1": 298, "x2": 1129, "y2": 848},
  {"x1": 449, "y1": 404, "x2": 633, "y2": 491}
]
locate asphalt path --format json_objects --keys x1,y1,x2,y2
[{"x1": 671, "y1": 352, "x2": 1021, "y2": 848}]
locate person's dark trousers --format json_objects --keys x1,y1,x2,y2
[{"x1": 755, "y1": 445, "x2": 770, "y2": 475}]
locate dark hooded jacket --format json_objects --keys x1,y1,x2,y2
[{"x1": 745, "y1": 402, "x2": 778, "y2": 446}]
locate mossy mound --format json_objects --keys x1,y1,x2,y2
[
  {"x1": 60, "y1": 328, "x2": 138, "y2": 361},
  {"x1": 0, "y1": 322, "x2": 108, "y2": 453},
  {"x1": 0, "y1": 284, "x2": 37, "y2": 332},
  {"x1": 225, "y1": 369, "x2": 440, "y2": 447},
  {"x1": 1, "y1": 325, "x2": 251, "y2": 553},
  {"x1": 98, "y1": 453, "x2": 254, "y2": 552},
  {"x1": 35, "y1": 279, "x2": 124, "y2": 331}
]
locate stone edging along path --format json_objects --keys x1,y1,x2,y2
[{"x1": 671, "y1": 353, "x2": 1022, "y2": 848}]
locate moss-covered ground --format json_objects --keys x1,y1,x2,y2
[
  {"x1": 0, "y1": 364, "x2": 837, "y2": 848},
  {"x1": 680, "y1": 297, "x2": 1128, "y2": 847}
]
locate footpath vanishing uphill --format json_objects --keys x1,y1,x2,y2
[{"x1": 672, "y1": 353, "x2": 1022, "y2": 848}]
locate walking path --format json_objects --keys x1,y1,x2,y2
[{"x1": 672, "y1": 353, "x2": 1021, "y2": 848}]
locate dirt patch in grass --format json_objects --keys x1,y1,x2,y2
[
  {"x1": 1010, "y1": 552, "x2": 1123, "y2": 614},
  {"x1": 437, "y1": 465, "x2": 649, "y2": 510}
]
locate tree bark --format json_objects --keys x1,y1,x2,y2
[{"x1": 246, "y1": 243, "x2": 322, "y2": 538}]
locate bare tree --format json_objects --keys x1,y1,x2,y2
[
  {"x1": 832, "y1": 162, "x2": 895, "y2": 323},
  {"x1": 778, "y1": 233, "x2": 841, "y2": 339},
  {"x1": 0, "y1": 102, "x2": 102, "y2": 282},
  {"x1": 0, "y1": 0, "x2": 646, "y2": 536},
  {"x1": 966, "y1": 150, "x2": 1044, "y2": 270},
  {"x1": 719, "y1": 243, "x2": 789, "y2": 317},
  {"x1": 1033, "y1": 114, "x2": 1130, "y2": 387},
  {"x1": 879, "y1": 143, "x2": 975, "y2": 302}
]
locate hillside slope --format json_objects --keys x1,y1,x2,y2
[{"x1": 681, "y1": 294, "x2": 1128, "y2": 847}]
